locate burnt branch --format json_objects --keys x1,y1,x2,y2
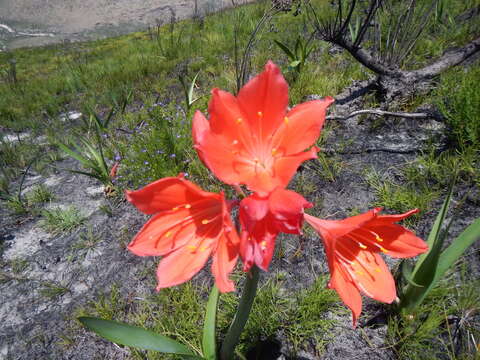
[{"x1": 408, "y1": 36, "x2": 480, "y2": 80}]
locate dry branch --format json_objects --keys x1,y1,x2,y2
[{"x1": 326, "y1": 109, "x2": 432, "y2": 120}]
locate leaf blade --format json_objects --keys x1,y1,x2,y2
[
  {"x1": 202, "y1": 286, "x2": 219, "y2": 360},
  {"x1": 78, "y1": 317, "x2": 200, "y2": 357}
]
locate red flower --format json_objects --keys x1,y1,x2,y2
[
  {"x1": 239, "y1": 188, "x2": 312, "y2": 271},
  {"x1": 126, "y1": 174, "x2": 240, "y2": 292},
  {"x1": 304, "y1": 208, "x2": 428, "y2": 326},
  {"x1": 193, "y1": 61, "x2": 334, "y2": 196}
]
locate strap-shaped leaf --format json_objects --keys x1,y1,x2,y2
[
  {"x1": 412, "y1": 177, "x2": 455, "y2": 277},
  {"x1": 436, "y1": 218, "x2": 480, "y2": 279},
  {"x1": 202, "y1": 286, "x2": 219, "y2": 360},
  {"x1": 79, "y1": 317, "x2": 201, "y2": 358},
  {"x1": 273, "y1": 40, "x2": 296, "y2": 61}
]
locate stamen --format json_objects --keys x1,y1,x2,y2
[
  {"x1": 165, "y1": 231, "x2": 172, "y2": 237},
  {"x1": 284, "y1": 117, "x2": 289, "y2": 124},
  {"x1": 187, "y1": 245, "x2": 197, "y2": 251},
  {"x1": 375, "y1": 235, "x2": 383, "y2": 242},
  {"x1": 236, "y1": 118, "x2": 243, "y2": 124},
  {"x1": 271, "y1": 148, "x2": 277, "y2": 155},
  {"x1": 185, "y1": 204, "x2": 191, "y2": 209},
  {"x1": 358, "y1": 242, "x2": 367, "y2": 249},
  {"x1": 356, "y1": 271, "x2": 365, "y2": 276},
  {"x1": 199, "y1": 246, "x2": 207, "y2": 252},
  {"x1": 260, "y1": 240, "x2": 267, "y2": 250},
  {"x1": 257, "y1": 111, "x2": 263, "y2": 117},
  {"x1": 201, "y1": 219, "x2": 210, "y2": 225},
  {"x1": 232, "y1": 139, "x2": 239, "y2": 145},
  {"x1": 380, "y1": 247, "x2": 388, "y2": 254},
  {"x1": 375, "y1": 268, "x2": 381, "y2": 272},
  {"x1": 172, "y1": 206, "x2": 179, "y2": 211}
]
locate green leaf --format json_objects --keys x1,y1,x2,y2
[
  {"x1": 202, "y1": 286, "x2": 219, "y2": 360},
  {"x1": 188, "y1": 72, "x2": 200, "y2": 106},
  {"x1": 412, "y1": 177, "x2": 455, "y2": 276},
  {"x1": 400, "y1": 260, "x2": 423, "y2": 288},
  {"x1": 436, "y1": 217, "x2": 480, "y2": 279},
  {"x1": 289, "y1": 60, "x2": 301, "y2": 68},
  {"x1": 273, "y1": 40, "x2": 296, "y2": 61},
  {"x1": 79, "y1": 317, "x2": 201, "y2": 358}
]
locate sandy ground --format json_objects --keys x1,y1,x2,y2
[{"x1": 0, "y1": 0, "x2": 251, "y2": 49}]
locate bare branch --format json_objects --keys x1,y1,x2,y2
[
  {"x1": 326, "y1": 108, "x2": 432, "y2": 120},
  {"x1": 409, "y1": 36, "x2": 480, "y2": 80}
]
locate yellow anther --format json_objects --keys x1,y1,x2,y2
[
  {"x1": 284, "y1": 116, "x2": 289, "y2": 124},
  {"x1": 185, "y1": 204, "x2": 191, "y2": 209},
  {"x1": 257, "y1": 111, "x2": 263, "y2": 117},
  {"x1": 271, "y1": 148, "x2": 277, "y2": 155},
  {"x1": 356, "y1": 271, "x2": 365, "y2": 276},
  {"x1": 232, "y1": 139, "x2": 239, "y2": 145},
  {"x1": 172, "y1": 206, "x2": 179, "y2": 211},
  {"x1": 260, "y1": 241, "x2": 267, "y2": 250},
  {"x1": 165, "y1": 231, "x2": 172, "y2": 237},
  {"x1": 380, "y1": 247, "x2": 388, "y2": 254},
  {"x1": 236, "y1": 118, "x2": 243, "y2": 124},
  {"x1": 375, "y1": 268, "x2": 381, "y2": 273},
  {"x1": 187, "y1": 245, "x2": 197, "y2": 251},
  {"x1": 199, "y1": 246, "x2": 207, "y2": 252},
  {"x1": 358, "y1": 243, "x2": 367, "y2": 249},
  {"x1": 376, "y1": 235, "x2": 383, "y2": 242},
  {"x1": 202, "y1": 219, "x2": 209, "y2": 225}
]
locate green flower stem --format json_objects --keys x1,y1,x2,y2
[{"x1": 220, "y1": 266, "x2": 260, "y2": 360}]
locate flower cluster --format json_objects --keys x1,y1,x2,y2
[{"x1": 126, "y1": 62, "x2": 428, "y2": 325}]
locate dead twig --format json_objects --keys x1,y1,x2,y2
[{"x1": 326, "y1": 108, "x2": 432, "y2": 120}]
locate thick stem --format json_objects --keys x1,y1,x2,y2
[{"x1": 219, "y1": 266, "x2": 260, "y2": 360}]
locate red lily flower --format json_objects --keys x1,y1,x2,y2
[
  {"x1": 193, "y1": 61, "x2": 334, "y2": 196},
  {"x1": 239, "y1": 188, "x2": 312, "y2": 271},
  {"x1": 126, "y1": 174, "x2": 240, "y2": 293},
  {"x1": 304, "y1": 208, "x2": 428, "y2": 326}
]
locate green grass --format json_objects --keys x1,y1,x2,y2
[
  {"x1": 26, "y1": 184, "x2": 54, "y2": 205},
  {"x1": 365, "y1": 167, "x2": 440, "y2": 226},
  {"x1": 435, "y1": 65, "x2": 480, "y2": 149},
  {"x1": 40, "y1": 281, "x2": 70, "y2": 299},
  {"x1": 388, "y1": 278, "x2": 480, "y2": 359},
  {"x1": 40, "y1": 206, "x2": 85, "y2": 234}
]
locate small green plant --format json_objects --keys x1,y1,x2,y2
[
  {"x1": 10, "y1": 258, "x2": 29, "y2": 274},
  {"x1": 26, "y1": 184, "x2": 54, "y2": 206},
  {"x1": 40, "y1": 281, "x2": 70, "y2": 299},
  {"x1": 72, "y1": 226, "x2": 102, "y2": 252},
  {"x1": 179, "y1": 71, "x2": 201, "y2": 112},
  {"x1": 40, "y1": 206, "x2": 85, "y2": 234},
  {"x1": 274, "y1": 35, "x2": 315, "y2": 75},
  {"x1": 57, "y1": 129, "x2": 114, "y2": 187},
  {"x1": 5, "y1": 195, "x2": 28, "y2": 215}
]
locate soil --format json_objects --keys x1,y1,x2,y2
[{"x1": 0, "y1": 0, "x2": 252, "y2": 50}]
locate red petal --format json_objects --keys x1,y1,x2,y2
[
  {"x1": 126, "y1": 176, "x2": 217, "y2": 215},
  {"x1": 338, "y1": 246, "x2": 397, "y2": 303},
  {"x1": 273, "y1": 97, "x2": 334, "y2": 154},
  {"x1": 156, "y1": 243, "x2": 214, "y2": 290},
  {"x1": 329, "y1": 265, "x2": 362, "y2": 327},
  {"x1": 305, "y1": 209, "x2": 379, "y2": 241},
  {"x1": 269, "y1": 147, "x2": 319, "y2": 194},
  {"x1": 269, "y1": 188, "x2": 311, "y2": 234},
  {"x1": 128, "y1": 197, "x2": 223, "y2": 256},
  {"x1": 368, "y1": 224, "x2": 428, "y2": 258},
  {"x1": 211, "y1": 231, "x2": 239, "y2": 293},
  {"x1": 237, "y1": 61, "x2": 288, "y2": 142}
]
